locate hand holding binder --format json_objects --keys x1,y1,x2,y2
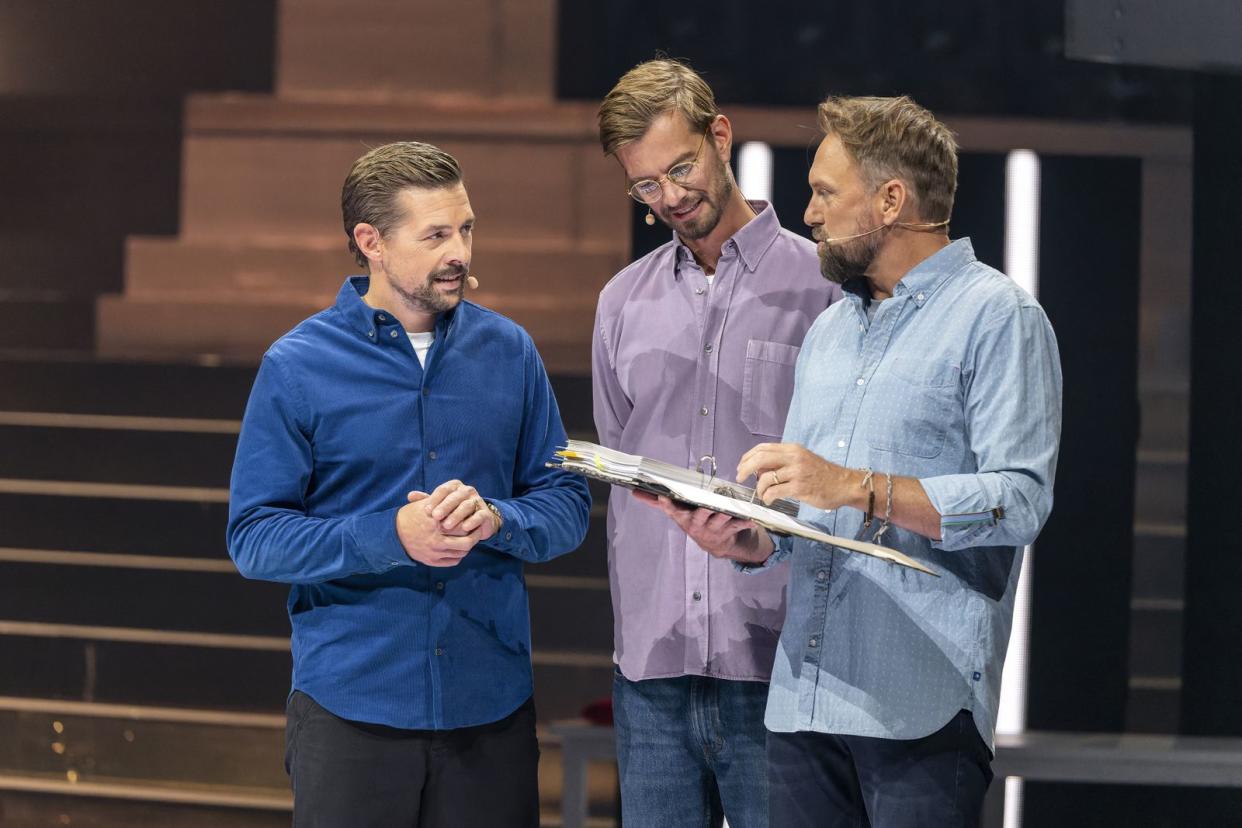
[{"x1": 550, "y1": 440, "x2": 937, "y2": 576}]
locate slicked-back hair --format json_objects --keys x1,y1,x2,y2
[
  {"x1": 341, "y1": 141, "x2": 463, "y2": 268},
  {"x1": 816, "y1": 96, "x2": 958, "y2": 224},
  {"x1": 597, "y1": 58, "x2": 718, "y2": 156}
]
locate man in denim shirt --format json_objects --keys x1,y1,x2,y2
[
  {"x1": 658, "y1": 96, "x2": 1062, "y2": 827},
  {"x1": 228, "y1": 142, "x2": 590, "y2": 827},
  {"x1": 594, "y1": 60, "x2": 838, "y2": 827}
]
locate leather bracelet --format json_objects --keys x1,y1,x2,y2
[{"x1": 861, "y1": 468, "x2": 876, "y2": 528}]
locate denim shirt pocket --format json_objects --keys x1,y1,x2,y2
[
  {"x1": 741, "y1": 339, "x2": 801, "y2": 439},
  {"x1": 867, "y1": 356, "x2": 960, "y2": 459}
]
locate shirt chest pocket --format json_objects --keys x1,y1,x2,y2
[
  {"x1": 741, "y1": 339, "x2": 801, "y2": 439},
  {"x1": 866, "y1": 356, "x2": 960, "y2": 459}
]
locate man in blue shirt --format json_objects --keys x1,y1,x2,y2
[
  {"x1": 227, "y1": 141, "x2": 591, "y2": 827},
  {"x1": 654, "y1": 96, "x2": 1062, "y2": 827}
]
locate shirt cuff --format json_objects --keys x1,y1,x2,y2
[
  {"x1": 732, "y1": 531, "x2": 793, "y2": 574},
  {"x1": 919, "y1": 473, "x2": 1005, "y2": 551},
  {"x1": 349, "y1": 507, "x2": 414, "y2": 571},
  {"x1": 484, "y1": 499, "x2": 525, "y2": 555}
]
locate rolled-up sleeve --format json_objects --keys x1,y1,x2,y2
[{"x1": 920, "y1": 304, "x2": 1062, "y2": 550}]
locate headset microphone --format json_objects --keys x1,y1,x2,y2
[
  {"x1": 466, "y1": 274, "x2": 479, "y2": 290},
  {"x1": 819, "y1": 224, "x2": 886, "y2": 246},
  {"x1": 818, "y1": 218, "x2": 950, "y2": 246}
]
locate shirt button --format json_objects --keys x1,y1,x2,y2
[
  {"x1": 704, "y1": 343, "x2": 713, "y2": 354},
  {"x1": 695, "y1": 287, "x2": 705, "y2": 295},
  {"x1": 699, "y1": 406, "x2": 709, "y2": 416},
  {"x1": 816, "y1": 570, "x2": 827, "y2": 581},
  {"x1": 837, "y1": 440, "x2": 845, "y2": 448},
  {"x1": 428, "y1": 450, "x2": 438, "y2": 460},
  {"x1": 809, "y1": 636, "x2": 819, "y2": 648},
  {"x1": 434, "y1": 647, "x2": 444, "y2": 656},
  {"x1": 856, "y1": 378, "x2": 865, "y2": 386},
  {"x1": 917, "y1": 292, "x2": 925, "y2": 301},
  {"x1": 505, "y1": 531, "x2": 513, "y2": 541},
  {"x1": 422, "y1": 388, "x2": 430, "y2": 397},
  {"x1": 858, "y1": 323, "x2": 864, "y2": 331},
  {"x1": 435, "y1": 581, "x2": 444, "y2": 591},
  {"x1": 390, "y1": 330, "x2": 399, "y2": 338},
  {"x1": 368, "y1": 330, "x2": 376, "y2": 338},
  {"x1": 692, "y1": 591, "x2": 702, "y2": 601},
  {"x1": 378, "y1": 314, "x2": 387, "y2": 321}
]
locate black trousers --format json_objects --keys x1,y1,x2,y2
[
  {"x1": 285, "y1": 690, "x2": 540, "y2": 828},
  {"x1": 767, "y1": 710, "x2": 994, "y2": 828}
]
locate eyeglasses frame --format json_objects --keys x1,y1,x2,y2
[{"x1": 625, "y1": 126, "x2": 713, "y2": 204}]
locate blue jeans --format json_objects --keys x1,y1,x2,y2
[{"x1": 613, "y1": 671, "x2": 770, "y2": 828}]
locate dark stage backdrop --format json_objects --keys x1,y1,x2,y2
[{"x1": 558, "y1": 1, "x2": 1191, "y2": 122}]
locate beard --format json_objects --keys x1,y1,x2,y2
[
  {"x1": 817, "y1": 223, "x2": 883, "y2": 285},
  {"x1": 389, "y1": 263, "x2": 467, "y2": 315},
  {"x1": 657, "y1": 156, "x2": 733, "y2": 241}
]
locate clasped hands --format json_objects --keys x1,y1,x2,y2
[
  {"x1": 635, "y1": 443, "x2": 854, "y2": 565},
  {"x1": 396, "y1": 479, "x2": 501, "y2": 567}
]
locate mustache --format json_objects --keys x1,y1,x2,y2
[
  {"x1": 667, "y1": 195, "x2": 701, "y2": 214},
  {"x1": 430, "y1": 264, "x2": 468, "y2": 280}
]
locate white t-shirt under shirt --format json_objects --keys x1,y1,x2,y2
[{"x1": 407, "y1": 331, "x2": 435, "y2": 367}]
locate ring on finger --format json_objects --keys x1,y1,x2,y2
[{"x1": 771, "y1": 470, "x2": 782, "y2": 485}]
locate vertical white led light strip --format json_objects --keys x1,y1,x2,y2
[
  {"x1": 999, "y1": 148, "x2": 1040, "y2": 828},
  {"x1": 737, "y1": 141, "x2": 774, "y2": 204}
]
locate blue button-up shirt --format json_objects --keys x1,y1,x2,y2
[
  {"x1": 227, "y1": 277, "x2": 590, "y2": 730},
  {"x1": 759, "y1": 239, "x2": 1061, "y2": 749}
]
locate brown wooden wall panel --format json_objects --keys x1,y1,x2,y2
[
  {"x1": 178, "y1": 134, "x2": 627, "y2": 249},
  {"x1": 97, "y1": 294, "x2": 599, "y2": 369},
  {"x1": 97, "y1": 296, "x2": 322, "y2": 360},
  {"x1": 276, "y1": 0, "x2": 553, "y2": 99},
  {"x1": 125, "y1": 237, "x2": 622, "y2": 302}
]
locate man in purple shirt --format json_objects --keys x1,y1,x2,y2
[{"x1": 593, "y1": 59, "x2": 839, "y2": 827}]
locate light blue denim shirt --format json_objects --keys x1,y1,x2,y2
[{"x1": 757, "y1": 238, "x2": 1061, "y2": 750}]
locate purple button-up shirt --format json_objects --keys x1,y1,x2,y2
[{"x1": 592, "y1": 202, "x2": 840, "y2": 682}]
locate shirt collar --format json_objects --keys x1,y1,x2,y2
[
  {"x1": 335, "y1": 276, "x2": 458, "y2": 343},
  {"x1": 840, "y1": 237, "x2": 977, "y2": 308},
  {"x1": 894, "y1": 237, "x2": 976, "y2": 306},
  {"x1": 672, "y1": 199, "x2": 781, "y2": 276}
]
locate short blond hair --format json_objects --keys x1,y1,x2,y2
[
  {"x1": 817, "y1": 95, "x2": 958, "y2": 224},
  {"x1": 597, "y1": 59, "x2": 718, "y2": 156}
]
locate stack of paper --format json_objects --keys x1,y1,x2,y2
[{"x1": 550, "y1": 440, "x2": 937, "y2": 576}]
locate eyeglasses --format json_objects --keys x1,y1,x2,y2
[{"x1": 626, "y1": 128, "x2": 710, "y2": 204}]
